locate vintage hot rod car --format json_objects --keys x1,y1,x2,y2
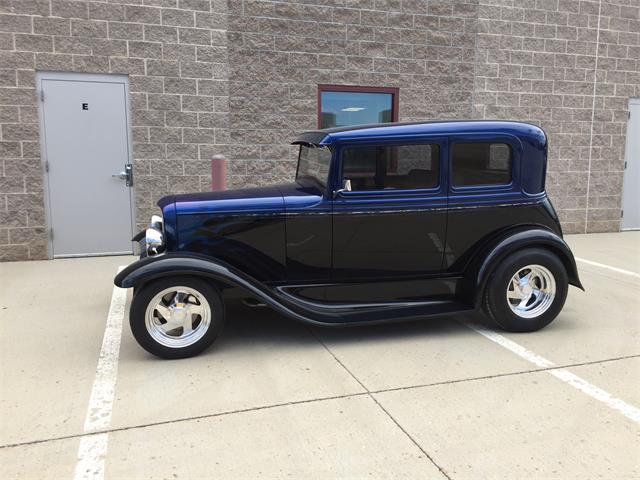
[{"x1": 115, "y1": 121, "x2": 583, "y2": 358}]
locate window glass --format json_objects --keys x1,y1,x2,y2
[
  {"x1": 452, "y1": 142, "x2": 512, "y2": 186},
  {"x1": 342, "y1": 144, "x2": 439, "y2": 191},
  {"x1": 296, "y1": 145, "x2": 331, "y2": 187},
  {"x1": 320, "y1": 91, "x2": 394, "y2": 128}
]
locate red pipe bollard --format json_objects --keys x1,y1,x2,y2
[{"x1": 211, "y1": 154, "x2": 227, "y2": 191}]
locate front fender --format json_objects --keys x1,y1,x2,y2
[
  {"x1": 464, "y1": 227, "x2": 584, "y2": 308},
  {"x1": 115, "y1": 253, "x2": 331, "y2": 325}
]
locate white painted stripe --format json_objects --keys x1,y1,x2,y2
[
  {"x1": 575, "y1": 257, "x2": 640, "y2": 279},
  {"x1": 549, "y1": 370, "x2": 640, "y2": 423},
  {"x1": 467, "y1": 327, "x2": 554, "y2": 369},
  {"x1": 469, "y1": 325, "x2": 640, "y2": 424},
  {"x1": 73, "y1": 267, "x2": 127, "y2": 480},
  {"x1": 73, "y1": 434, "x2": 108, "y2": 480}
]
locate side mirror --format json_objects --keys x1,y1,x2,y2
[{"x1": 333, "y1": 179, "x2": 352, "y2": 198}]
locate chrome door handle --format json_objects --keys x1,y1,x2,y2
[{"x1": 112, "y1": 164, "x2": 133, "y2": 187}]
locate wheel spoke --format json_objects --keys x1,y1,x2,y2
[
  {"x1": 510, "y1": 277, "x2": 523, "y2": 294},
  {"x1": 189, "y1": 303, "x2": 205, "y2": 317},
  {"x1": 155, "y1": 303, "x2": 172, "y2": 320},
  {"x1": 182, "y1": 318, "x2": 193, "y2": 335},
  {"x1": 173, "y1": 291, "x2": 188, "y2": 305},
  {"x1": 507, "y1": 289, "x2": 522, "y2": 300},
  {"x1": 518, "y1": 293, "x2": 532, "y2": 308},
  {"x1": 161, "y1": 321, "x2": 180, "y2": 333}
]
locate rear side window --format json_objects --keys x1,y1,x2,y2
[
  {"x1": 452, "y1": 142, "x2": 512, "y2": 186},
  {"x1": 342, "y1": 144, "x2": 439, "y2": 191}
]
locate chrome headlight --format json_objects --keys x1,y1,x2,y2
[
  {"x1": 150, "y1": 214, "x2": 163, "y2": 230},
  {"x1": 145, "y1": 227, "x2": 164, "y2": 255}
]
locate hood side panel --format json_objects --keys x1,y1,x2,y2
[{"x1": 173, "y1": 185, "x2": 284, "y2": 215}]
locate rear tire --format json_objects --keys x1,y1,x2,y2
[
  {"x1": 483, "y1": 248, "x2": 568, "y2": 332},
  {"x1": 130, "y1": 276, "x2": 224, "y2": 359}
]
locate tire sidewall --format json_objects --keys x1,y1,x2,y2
[
  {"x1": 130, "y1": 276, "x2": 224, "y2": 359},
  {"x1": 485, "y1": 248, "x2": 568, "y2": 332}
]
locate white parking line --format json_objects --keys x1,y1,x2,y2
[
  {"x1": 575, "y1": 257, "x2": 640, "y2": 279},
  {"x1": 73, "y1": 267, "x2": 127, "y2": 480},
  {"x1": 468, "y1": 325, "x2": 640, "y2": 424}
]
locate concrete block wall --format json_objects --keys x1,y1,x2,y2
[
  {"x1": 225, "y1": 0, "x2": 478, "y2": 188},
  {"x1": 0, "y1": 0, "x2": 638, "y2": 260},
  {"x1": 0, "y1": 0, "x2": 230, "y2": 260},
  {"x1": 473, "y1": 0, "x2": 639, "y2": 233}
]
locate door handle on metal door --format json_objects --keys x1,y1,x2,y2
[{"x1": 112, "y1": 164, "x2": 133, "y2": 187}]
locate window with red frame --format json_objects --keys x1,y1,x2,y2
[{"x1": 317, "y1": 85, "x2": 399, "y2": 129}]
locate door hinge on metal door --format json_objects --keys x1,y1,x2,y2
[
  {"x1": 44, "y1": 160, "x2": 49, "y2": 172},
  {"x1": 621, "y1": 210, "x2": 624, "y2": 218},
  {"x1": 40, "y1": 90, "x2": 44, "y2": 102},
  {"x1": 49, "y1": 228, "x2": 54, "y2": 240}
]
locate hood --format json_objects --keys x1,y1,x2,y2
[
  {"x1": 161, "y1": 184, "x2": 285, "y2": 216},
  {"x1": 159, "y1": 182, "x2": 327, "y2": 216}
]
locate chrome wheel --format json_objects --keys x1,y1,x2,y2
[
  {"x1": 145, "y1": 286, "x2": 211, "y2": 348},
  {"x1": 506, "y1": 264, "x2": 556, "y2": 319}
]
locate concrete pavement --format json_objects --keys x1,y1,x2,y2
[{"x1": 1, "y1": 232, "x2": 638, "y2": 479}]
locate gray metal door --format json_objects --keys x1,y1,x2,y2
[
  {"x1": 622, "y1": 99, "x2": 640, "y2": 230},
  {"x1": 38, "y1": 73, "x2": 134, "y2": 257}
]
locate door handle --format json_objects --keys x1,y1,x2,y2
[{"x1": 112, "y1": 164, "x2": 133, "y2": 187}]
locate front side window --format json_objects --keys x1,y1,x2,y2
[
  {"x1": 296, "y1": 145, "x2": 331, "y2": 188},
  {"x1": 452, "y1": 142, "x2": 512, "y2": 186},
  {"x1": 341, "y1": 144, "x2": 440, "y2": 192},
  {"x1": 318, "y1": 85, "x2": 398, "y2": 129}
]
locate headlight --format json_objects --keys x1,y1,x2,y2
[
  {"x1": 150, "y1": 214, "x2": 163, "y2": 230},
  {"x1": 145, "y1": 227, "x2": 164, "y2": 255}
]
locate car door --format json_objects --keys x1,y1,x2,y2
[{"x1": 332, "y1": 138, "x2": 447, "y2": 281}]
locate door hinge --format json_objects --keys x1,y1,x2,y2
[
  {"x1": 621, "y1": 210, "x2": 624, "y2": 218},
  {"x1": 40, "y1": 90, "x2": 44, "y2": 102},
  {"x1": 44, "y1": 160, "x2": 49, "y2": 172},
  {"x1": 49, "y1": 228, "x2": 54, "y2": 240},
  {"x1": 625, "y1": 161, "x2": 627, "y2": 169}
]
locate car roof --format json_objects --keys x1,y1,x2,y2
[{"x1": 292, "y1": 120, "x2": 547, "y2": 147}]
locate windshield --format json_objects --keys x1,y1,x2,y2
[{"x1": 296, "y1": 145, "x2": 331, "y2": 188}]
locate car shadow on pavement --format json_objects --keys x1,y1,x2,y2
[{"x1": 211, "y1": 299, "x2": 488, "y2": 353}]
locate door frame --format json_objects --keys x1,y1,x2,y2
[
  {"x1": 330, "y1": 136, "x2": 449, "y2": 281},
  {"x1": 621, "y1": 98, "x2": 639, "y2": 231},
  {"x1": 36, "y1": 71, "x2": 136, "y2": 258}
]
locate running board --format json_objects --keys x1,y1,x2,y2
[{"x1": 275, "y1": 288, "x2": 473, "y2": 325}]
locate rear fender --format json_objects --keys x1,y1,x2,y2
[{"x1": 462, "y1": 227, "x2": 584, "y2": 308}]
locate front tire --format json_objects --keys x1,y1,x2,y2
[
  {"x1": 130, "y1": 276, "x2": 224, "y2": 359},
  {"x1": 483, "y1": 248, "x2": 568, "y2": 332}
]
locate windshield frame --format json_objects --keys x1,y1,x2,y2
[{"x1": 295, "y1": 144, "x2": 332, "y2": 190}]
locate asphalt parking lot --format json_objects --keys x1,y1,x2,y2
[{"x1": 1, "y1": 232, "x2": 639, "y2": 479}]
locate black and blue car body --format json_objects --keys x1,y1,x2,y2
[{"x1": 115, "y1": 121, "x2": 583, "y2": 358}]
